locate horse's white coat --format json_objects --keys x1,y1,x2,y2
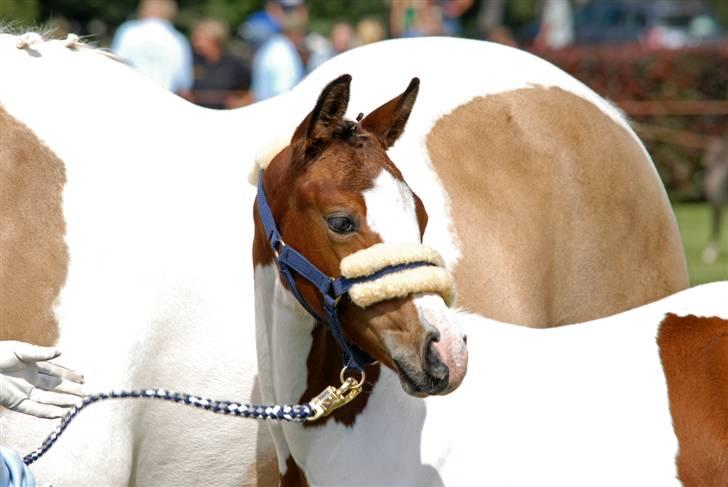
[
  {"x1": 263, "y1": 281, "x2": 726, "y2": 486},
  {"x1": 363, "y1": 171, "x2": 421, "y2": 244},
  {"x1": 0, "y1": 34, "x2": 275, "y2": 486},
  {"x1": 0, "y1": 33, "x2": 675, "y2": 485}
]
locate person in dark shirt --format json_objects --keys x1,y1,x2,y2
[{"x1": 188, "y1": 18, "x2": 251, "y2": 109}]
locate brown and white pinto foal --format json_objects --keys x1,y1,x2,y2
[
  {"x1": 253, "y1": 75, "x2": 467, "y2": 480},
  {"x1": 253, "y1": 76, "x2": 728, "y2": 486}
]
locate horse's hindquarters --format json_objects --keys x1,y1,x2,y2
[{"x1": 426, "y1": 87, "x2": 688, "y2": 326}]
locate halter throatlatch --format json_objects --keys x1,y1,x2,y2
[{"x1": 256, "y1": 170, "x2": 456, "y2": 372}]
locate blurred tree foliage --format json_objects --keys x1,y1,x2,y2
[
  {"x1": 710, "y1": 0, "x2": 728, "y2": 29},
  {"x1": 32, "y1": 0, "x2": 260, "y2": 31},
  {"x1": 306, "y1": 0, "x2": 386, "y2": 35},
  {"x1": 536, "y1": 44, "x2": 728, "y2": 201},
  {"x1": 0, "y1": 0, "x2": 39, "y2": 26},
  {"x1": 0, "y1": 0, "x2": 389, "y2": 38},
  {"x1": 2, "y1": 0, "x2": 726, "y2": 40}
]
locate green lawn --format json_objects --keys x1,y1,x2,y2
[{"x1": 673, "y1": 203, "x2": 728, "y2": 285}]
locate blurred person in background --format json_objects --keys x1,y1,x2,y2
[
  {"x1": 111, "y1": 0, "x2": 193, "y2": 95},
  {"x1": 237, "y1": 0, "x2": 292, "y2": 49},
  {"x1": 250, "y1": 0, "x2": 307, "y2": 102},
  {"x1": 188, "y1": 18, "x2": 251, "y2": 109},
  {"x1": 390, "y1": 0, "x2": 444, "y2": 37},
  {"x1": 330, "y1": 21, "x2": 355, "y2": 54},
  {"x1": 487, "y1": 25, "x2": 518, "y2": 47},
  {"x1": 390, "y1": 0, "x2": 471, "y2": 38},
  {"x1": 702, "y1": 136, "x2": 728, "y2": 264},
  {"x1": 307, "y1": 20, "x2": 354, "y2": 72},
  {"x1": 441, "y1": 0, "x2": 473, "y2": 36},
  {"x1": 534, "y1": 0, "x2": 574, "y2": 49},
  {"x1": 356, "y1": 17, "x2": 386, "y2": 46}
]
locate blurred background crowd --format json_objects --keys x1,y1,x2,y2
[{"x1": 1, "y1": 0, "x2": 727, "y2": 282}]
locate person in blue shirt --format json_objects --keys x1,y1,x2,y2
[
  {"x1": 111, "y1": 0, "x2": 193, "y2": 94},
  {"x1": 250, "y1": 0, "x2": 308, "y2": 102}
]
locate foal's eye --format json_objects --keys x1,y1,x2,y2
[{"x1": 326, "y1": 215, "x2": 357, "y2": 234}]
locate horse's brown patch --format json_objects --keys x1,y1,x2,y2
[
  {"x1": 280, "y1": 455, "x2": 309, "y2": 487},
  {"x1": 657, "y1": 313, "x2": 728, "y2": 486},
  {"x1": 240, "y1": 456, "x2": 277, "y2": 487},
  {"x1": 0, "y1": 105, "x2": 68, "y2": 345},
  {"x1": 426, "y1": 87, "x2": 688, "y2": 327},
  {"x1": 301, "y1": 322, "x2": 382, "y2": 428}
]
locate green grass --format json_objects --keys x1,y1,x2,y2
[{"x1": 673, "y1": 203, "x2": 728, "y2": 285}]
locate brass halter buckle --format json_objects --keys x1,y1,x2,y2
[{"x1": 307, "y1": 367, "x2": 366, "y2": 421}]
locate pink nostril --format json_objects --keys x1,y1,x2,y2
[{"x1": 463, "y1": 334, "x2": 468, "y2": 344}]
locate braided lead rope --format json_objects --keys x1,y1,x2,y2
[{"x1": 23, "y1": 388, "x2": 313, "y2": 466}]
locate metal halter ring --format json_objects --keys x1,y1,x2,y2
[{"x1": 339, "y1": 366, "x2": 366, "y2": 388}]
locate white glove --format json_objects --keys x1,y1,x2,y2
[{"x1": 0, "y1": 341, "x2": 85, "y2": 419}]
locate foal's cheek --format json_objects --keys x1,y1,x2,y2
[{"x1": 341, "y1": 307, "x2": 396, "y2": 367}]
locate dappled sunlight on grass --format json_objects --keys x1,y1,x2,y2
[{"x1": 673, "y1": 203, "x2": 728, "y2": 285}]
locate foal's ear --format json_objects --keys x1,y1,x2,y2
[
  {"x1": 292, "y1": 74, "x2": 352, "y2": 159},
  {"x1": 360, "y1": 77, "x2": 419, "y2": 149}
]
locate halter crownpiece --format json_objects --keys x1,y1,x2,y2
[{"x1": 256, "y1": 170, "x2": 456, "y2": 371}]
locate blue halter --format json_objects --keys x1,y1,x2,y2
[{"x1": 256, "y1": 170, "x2": 433, "y2": 371}]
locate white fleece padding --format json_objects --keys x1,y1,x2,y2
[
  {"x1": 348, "y1": 266, "x2": 455, "y2": 308},
  {"x1": 340, "y1": 243, "x2": 446, "y2": 278},
  {"x1": 248, "y1": 136, "x2": 291, "y2": 185}
]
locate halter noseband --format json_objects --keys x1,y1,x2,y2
[{"x1": 256, "y1": 170, "x2": 449, "y2": 371}]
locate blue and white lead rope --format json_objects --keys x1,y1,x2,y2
[{"x1": 23, "y1": 389, "x2": 313, "y2": 466}]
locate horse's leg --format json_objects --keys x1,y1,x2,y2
[{"x1": 702, "y1": 203, "x2": 722, "y2": 263}]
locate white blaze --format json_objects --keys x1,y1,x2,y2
[
  {"x1": 362, "y1": 170, "x2": 420, "y2": 244},
  {"x1": 362, "y1": 169, "x2": 468, "y2": 388}
]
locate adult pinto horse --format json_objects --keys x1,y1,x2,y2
[
  {"x1": 254, "y1": 75, "x2": 727, "y2": 486},
  {"x1": 1, "y1": 33, "x2": 686, "y2": 485}
]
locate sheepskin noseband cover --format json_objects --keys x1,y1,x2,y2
[{"x1": 340, "y1": 243, "x2": 455, "y2": 308}]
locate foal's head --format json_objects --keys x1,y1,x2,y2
[{"x1": 255, "y1": 75, "x2": 467, "y2": 396}]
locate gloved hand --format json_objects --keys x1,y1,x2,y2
[{"x1": 0, "y1": 341, "x2": 84, "y2": 419}]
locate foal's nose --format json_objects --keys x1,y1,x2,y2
[{"x1": 423, "y1": 332, "x2": 449, "y2": 384}]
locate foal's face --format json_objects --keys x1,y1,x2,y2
[{"x1": 262, "y1": 75, "x2": 468, "y2": 396}]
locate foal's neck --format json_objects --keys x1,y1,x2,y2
[
  {"x1": 255, "y1": 263, "x2": 381, "y2": 425},
  {"x1": 298, "y1": 321, "x2": 381, "y2": 427}
]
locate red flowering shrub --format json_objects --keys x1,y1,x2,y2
[{"x1": 532, "y1": 44, "x2": 728, "y2": 200}]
